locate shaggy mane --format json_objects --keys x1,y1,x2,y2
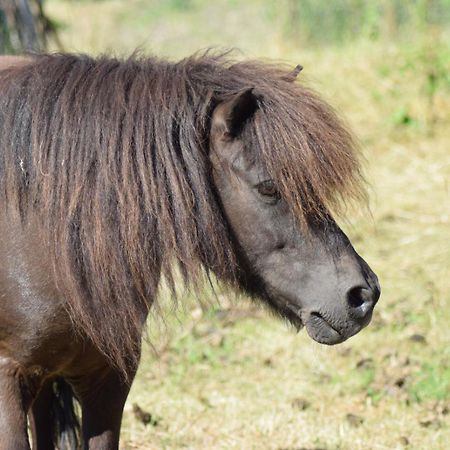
[{"x1": 0, "y1": 52, "x2": 363, "y2": 373}]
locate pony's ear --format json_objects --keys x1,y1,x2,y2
[
  {"x1": 211, "y1": 88, "x2": 258, "y2": 138},
  {"x1": 282, "y1": 64, "x2": 303, "y2": 82}
]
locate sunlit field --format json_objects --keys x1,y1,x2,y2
[{"x1": 46, "y1": 1, "x2": 450, "y2": 448}]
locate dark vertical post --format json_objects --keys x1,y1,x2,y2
[{"x1": 0, "y1": 0, "x2": 56, "y2": 54}]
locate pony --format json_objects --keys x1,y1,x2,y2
[{"x1": 0, "y1": 52, "x2": 380, "y2": 449}]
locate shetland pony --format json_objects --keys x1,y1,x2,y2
[{"x1": 0, "y1": 53, "x2": 379, "y2": 449}]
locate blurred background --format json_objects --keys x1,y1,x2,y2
[{"x1": 2, "y1": 1, "x2": 449, "y2": 449}]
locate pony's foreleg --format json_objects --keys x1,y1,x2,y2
[
  {"x1": 73, "y1": 366, "x2": 136, "y2": 450},
  {"x1": 29, "y1": 379, "x2": 55, "y2": 450},
  {"x1": 0, "y1": 357, "x2": 33, "y2": 450}
]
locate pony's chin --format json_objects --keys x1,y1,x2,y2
[{"x1": 304, "y1": 313, "x2": 347, "y2": 345}]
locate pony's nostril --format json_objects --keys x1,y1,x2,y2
[
  {"x1": 346, "y1": 285, "x2": 379, "y2": 325},
  {"x1": 347, "y1": 286, "x2": 366, "y2": 309}
]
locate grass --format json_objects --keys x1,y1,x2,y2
[{"x1": 45, "y1": 1, "x2": 450, "y2": 448}]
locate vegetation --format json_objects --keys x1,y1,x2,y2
[{"x1": 23, "y1": 0, "x2": 450, "y2": 448}]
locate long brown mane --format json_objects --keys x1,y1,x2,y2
[{"x1": 0, "y1": 52, "x2": 363, "y2": 373}]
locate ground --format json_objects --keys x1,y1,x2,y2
[{"x1": 46, "y1": 1, "x2": 450, "y2": 448}]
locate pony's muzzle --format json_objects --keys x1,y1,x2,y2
[{"x1": 303, "y1": 278, "x2": 380, "y2": 345}]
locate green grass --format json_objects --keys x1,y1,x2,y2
[
  {"x1": 409, "y1": 362, "x2": 450, "y2": 402},
  {"x1": 45, "y1": 1, "x2": 450, "y2": 448}
]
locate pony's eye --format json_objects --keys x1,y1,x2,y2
[{"x1": 256, "y1": 180, "x2": 280, "y2": 198}]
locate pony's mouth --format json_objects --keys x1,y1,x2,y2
[
  {"x1": 304, "y1": 312, "x2": 347, "y2": 345},
  {"x1": 275, "y1": 297, "x2": 364, "y2": 345},
  {"x1": 285, "y1": 303, "x2": 350, "y2": 345}
]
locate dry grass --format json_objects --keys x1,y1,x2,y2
[{"x1": 46, "y1": 1, "x2": 450, "y2": 448}]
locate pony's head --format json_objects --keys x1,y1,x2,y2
[{"x1": 209, "y1": 86, "x2": 380, "y2": 344}]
